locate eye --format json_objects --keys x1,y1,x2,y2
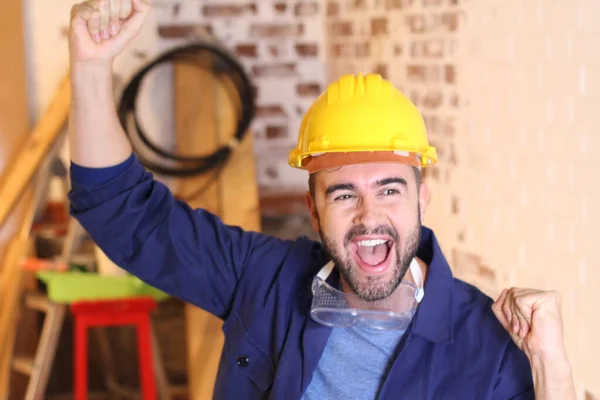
[
  {"x1": 334, "y1": 194, "x2": 354, "y2": 201},
  {"x1": 383, "y1": 188, "x2": 400, "y2": 195}
]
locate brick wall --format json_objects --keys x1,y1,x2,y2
[
  {"x1": 24, "y1": 0, "x2": 600, "y2": 396},
  {"x1": 154, "y1": 0, "x2": 326, "y2": 191},
  {"x1": 27, "y1": 0, "x2": 325, "y2": 191},
  {"x1": 323, "y1": 0, "x2": 600, "y2": 396},
  {"x1": 451, "y1": 2, "x2": 600, "y2": 396}
]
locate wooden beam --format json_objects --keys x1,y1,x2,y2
[
  {"x1": 174, "y1": 54, "x2": 259, "y2": 399},
  {"x1": 174, "y1": 58, "x2": 221, "y2": 400},
  {"x1": 0, "y1": 1, "x2": 40, "y2": 398},
  {"x1": 0, "y1": 75, "x2": 70, "y2": 229}
]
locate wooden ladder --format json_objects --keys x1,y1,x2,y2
[
  {"x1": 11, "y1": 216, "x2": 172, "y2": 400},
  {"x1": 0, "y1": 73, "x2": 171, "y2": 399},
  {"x1": 0, "y1": 109, "x2": 69, "y2": 400}
]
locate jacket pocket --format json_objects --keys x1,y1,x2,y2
[{"x1": 220, "y1": 311, "x2": 276, "y2": 394}]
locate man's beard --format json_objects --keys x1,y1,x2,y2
[{"x1": 319, "y1": 208, "x2": 421, "y2": 302}]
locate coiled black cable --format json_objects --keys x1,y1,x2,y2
[{"x1": 117, "y1": 42, "x2": 255, "y2": 180}]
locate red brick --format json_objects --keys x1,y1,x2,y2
[
  {"x1": 256, "y1": 105, "x2": 287, "y2": 118},
  {"x1": 349, "y1": 0, "x2": 367, "y2": 10},
  {"x1": 444, "y1": 117, "x2": 456, "y2": 136},
  {"x1": 356, "y1": 42, "x2": 370, "y2": 58},
  {"x1": 423, "y1": 0, "x2": 444, "y2": 6},
  {"x1": 445, "y1": 64, "x2": 455, "y2": 84},
  {"x1": 411, "y1": 39, "x2": 444, "y2": 58},
  {"x1": 406, "y1": 15, "x2": 425, "y2": 34},
  {"x1": 423, "y1": 115, "x2": 440, "y2": 135},
  {"x1": 452, "y1": 196, "x2": 459, "y2": 215},
  {"x1": 295, "y1": 1, "x2": 319, "y2": 17},
  {"x1": 157, "y1": 24, "x2": 212, "y2": 38},
  {"x1": 266, "y1": 125, "x2": 289, "y2": 139},
  {"x1": 449, "y1": 142, "x2": 457, "y2": 164},
  {"x1": 371, "y1": 17, "x2": 388, "y2": 35},
  {"x1": 327, "y1": 1, "x2": 339, "y2": 16},
  {"x1": 424, "y1": 115, "x2": 455, "y2": 136},
  {"x1": 430, "y1": 166, "x2": 440, "y2": 181},
  {"x1": 385, "y1": 0, "x2": 413, "y2": 9},
  {"x1": 202, "y1": 3, "x2": 257, "y2": 17},
  {"x1": 452, "y1": 250, "x2": 496, "y2": 282},
  {"x1": 235, "y1": 44, "x2": 258, "y2": 58},
  {"x1": 297, "y1": 83, "x2": 322, "y2": 97},
  {"x1": 405, "y1": 12, "x2": 460, "y2": 34},
  {"x1": 251, "y1": 23, "x2": 304, "y2": 37},
  {"x1": 450, "y1": 93, "x2": 459, "y2": 107},
  {"x1": 330, "y1": 21, "x2": 353, "y2": 36},
  {"x1": 274, "y1": 3, "x2": 287, "y2": 13},
  {"x1": 442, "y1": 11, "x2": 460, "y2": 32},
  {"x1": 295, "y1": 43, "x2": 318, "y2": 57},
  {"x1": 373, "y1": 64, "x2": 388, "y2": 79},
  {"x1": 331, "y1": 43, "x2": 349, "y2": 57},
  {"x1": 422, "y1": 91, "x2": 443, "y2": 109},
  {"x1": 406, "y1": 64, "x2": 426, "y2": 81},
  {"x1": 406, "y1": 64, "x2": 445, "y2": 83},
  {"x1": 252, "y1": 63, "x2": 297, "y2": 77},
  {"x1": 394, "y1": 43, "x2": 403, "y2": 56}
]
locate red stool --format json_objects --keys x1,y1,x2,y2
[{"x1": 70, "y1": 296, "x2": 158, "y2": 400}]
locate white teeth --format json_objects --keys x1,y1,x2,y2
[{"x1": 357, "y1": 239, "x2": 388, "y2": 247}]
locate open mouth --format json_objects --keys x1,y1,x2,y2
[{"x1": 351, "y1": 236, "x2": 393, "y2": 273}]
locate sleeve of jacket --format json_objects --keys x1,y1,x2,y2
[
  {"x1": 493, "y1": 340, "x2": 535, "y2": 400},
  {"x1": 68, "y1": 154, "x2": 291, "y2": 320}
]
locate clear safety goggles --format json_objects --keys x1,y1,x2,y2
[{"x1": 310, "y1": 258, "x2": 424, "y2": 331}]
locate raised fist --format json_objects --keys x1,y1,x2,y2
[
  {"x1": 68, "y1": 0, "x2": 150, "y2": 63},
  {"x1": 492, "y1": 287, "x2": 568, "y2": 362}
]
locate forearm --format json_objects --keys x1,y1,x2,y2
[
  {"x1": 68, "y1": 61, "x2": 132, "y2": 167},
  {"x1": 530, "y1": 354, "x2": 576, "y2": 400}
]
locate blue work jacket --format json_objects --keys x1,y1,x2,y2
[{"x1": 68, "y1": 154, "x2": 534, "y2": 399}]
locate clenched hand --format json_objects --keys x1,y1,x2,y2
[
  {"x1": 69, "y1": 0, "x2": 151, "y2": 63},
  {"x1": 492, "y1": 287, "x2": 575, "y2": 400}
]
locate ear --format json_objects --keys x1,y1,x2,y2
[
  {"x1": 305, "y1": 191, "x2": 320, "y2": 232},
  {"x1": 418, "y1": 180, "x2": 429, "y2": 223}
]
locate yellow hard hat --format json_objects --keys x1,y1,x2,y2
[{"x1": 288, "y1": 73, "x2": 437, "y2": 172}]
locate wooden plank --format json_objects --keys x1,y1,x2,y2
[
  {"x1": 215, "y1": 74, "x2": 260, "y2": 231},
  {"x1": 0, "y1": 74, "x2": 70, "y2": 229},
  {"x1": 174, "y1": 57, "x2": 260, "y2": 399},
  {"x1": 0, "y1": 0, "x2": 29, "y2": 309},
  {"x1": 173, "y1": 58, "x2": 222, "y2": 400},
  {"x1": 0, "y1": 236, "x2": 30, "y2": 399}
]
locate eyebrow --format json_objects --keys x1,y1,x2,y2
[
  {"x1": 324, "y1": 177, "x2": 408, "y2": 196},
  {"x1": 325, "y1": 183, "x2": 355, "y2": 196},
  {"x1": 376, "y1": 177, "x2": 408, "y2": 187}
]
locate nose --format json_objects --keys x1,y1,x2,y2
[{"x1": 353, "y1": 195, "x2": 382, "y2": 228}]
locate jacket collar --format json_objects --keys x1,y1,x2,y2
[{"x1": 410, "y1": 226, "x2": 455, "y2": 344}]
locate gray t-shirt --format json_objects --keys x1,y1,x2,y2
[{"x1": 301, "y1": 325, "x2": 406, "y2": 399}]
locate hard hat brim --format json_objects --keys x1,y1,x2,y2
[{"x1": 292, "y1": 150, "x2": 437, "y2": 174}]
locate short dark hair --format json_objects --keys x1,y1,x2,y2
[{"x1": 308, "y1": 166, "x2": 422, "y2": 199}]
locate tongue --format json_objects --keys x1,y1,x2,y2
[{"x1": 357, "y1": 244, "x2": 388, "y2": 266}]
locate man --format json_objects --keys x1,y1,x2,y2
[{"x1": 67, "y1": 0, "x2": 576, "y2": 398}]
